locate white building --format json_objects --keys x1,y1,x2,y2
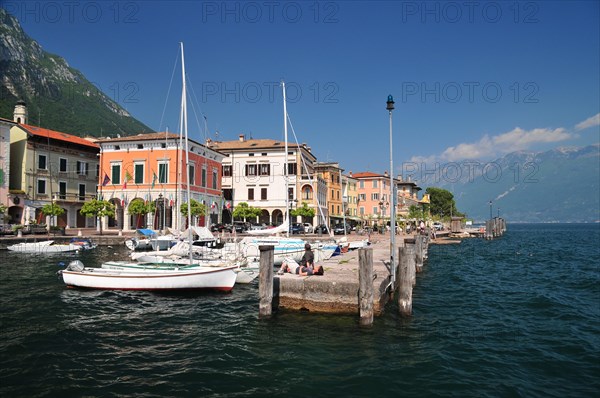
[{"x1": 208, "y1": 134, "x2": 325, "y2": 226}]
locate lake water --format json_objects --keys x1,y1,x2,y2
[{"x1": 1, "y1": 224, "x2": 598, "y2": 397}]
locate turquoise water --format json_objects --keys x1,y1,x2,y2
[{"x1": 1, "y1": 224, "x2": 598, "y2": 397}]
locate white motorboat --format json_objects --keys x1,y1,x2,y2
[
  {"x1": 60, "y1": 260, "x2": 237, "y2": 291},
  {"x1": 125, "y1": 229, "x2": 156, "y2": 251},
  {"x1": 8, "y1": 238, "x2": 96, "y2": 253}
]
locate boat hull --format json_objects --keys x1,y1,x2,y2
[{"x1": 61, "y1": 266, "x2": 237, "y2": 291}]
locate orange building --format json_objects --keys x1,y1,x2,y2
[
  {"x1": 353, "y1": 171, "x2": 421, "y2": 227},
  {"x1": 96, "y1": 133, "x2": 225, "y2": 231}
]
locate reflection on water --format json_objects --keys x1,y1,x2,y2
[{"x1": 1, "y1": 224, "x2": 599, "y2": 397}]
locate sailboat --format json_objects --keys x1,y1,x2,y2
[
  {"x1": 235, "y1": 81, "x2": 337, "y2": 265},
  {"x1": 59, "y1": 43, "x2": 237, "y2": 291}
]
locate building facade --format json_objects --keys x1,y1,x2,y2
[
  {"x1": 8, "y1": 103, "x2": 100, "y2": 228},
  {"x1": 314, "y1": 162, "x2": 344, "y2": 227},
  {"x1": 209, "y1": 135, "x2": 323, "y2": 226},
  {"x1": 0, "y1": 117, "x2": 15, "y2": 225},
  {"x1": 342, "y1": 173, "x2": 360, "y2": 225},
  {"x1": 96, "y1": 132, "x2": 224, "y2": 231}
]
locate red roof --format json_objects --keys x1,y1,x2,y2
[
  {"x1": 352, "y1": 171, "x2": 383, "y2": 178},
  {"x1": 19, "y1": 124, "x2": 99, "y2": 149}
]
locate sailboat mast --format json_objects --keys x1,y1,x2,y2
[
  {"x1": 181, "y1": 42, "x2": 193, "y2": 261},
  {"x1": 282, "y1": 81, "x2": 289, "y2": 237}
]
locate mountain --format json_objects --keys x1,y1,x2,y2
[
  {"x1": 421, "y1": 144, "x2": 600, "y2": 223},
  {"x1": 0, "y1": 9, "x2": 152, "y2": 137}
]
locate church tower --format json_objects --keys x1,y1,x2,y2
[{"x1": 13, "y1": 100, "x2": 28, "y2": 124}]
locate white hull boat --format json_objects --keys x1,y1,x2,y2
[
  {"x1": 102, "y1": 259, "x2": 258, "y2": 284},
  {"x1": 60, "y1": 260, "x2": 237, "y2": 291},
  {"x1": 8, "y1": 239, "x2": 95, "y2": 253}
]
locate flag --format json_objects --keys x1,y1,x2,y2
[
  {"x1": 102, "y1": 173, "x2": 110, "y2": 186},
  {"x1": 151, "y1": 173, "x2": 157, "y2": 189},
  {"x1": 123, "y1": 170, "x2": 132, "y2": 189}
]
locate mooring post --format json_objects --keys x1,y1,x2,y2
[
  {"x1": 415, "y1": 235, "x2": 423, "y2": 273},
  {"x1": 398, "y1": 244, "x2": 415, "y2": 316},
  {"x1": 258, "y1": 245, "x2": 274, "y2": 319},
  {"x1": 358, "y1": 247, "x2": 374, "y2": 326}
]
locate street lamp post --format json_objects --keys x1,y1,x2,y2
[{"x1": 386, "y1": 95, "x2": 397, "y2": 286}]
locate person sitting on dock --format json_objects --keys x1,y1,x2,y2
[{"x1": 299, "y1": 243, "x2": 314, "y2": 267}]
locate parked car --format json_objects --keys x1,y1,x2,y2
[
  {"x1": 249, "y1": 223, "x2": 266, "y2": 231},
  {"x1": 313, "y1": 224, "x2": 329, "y2": 234},
  {"x1": 210, "y1": 223, "x2": 232, "y2": 233},
  {"x1": 433, "y1": 222, "x2": 444, "y2": 231},
  {"x1": 303, "y1": 223, "x2": 314, "y2": 233},
  {"x1": 333, "y1": 224, "x2": 351, "y2": 235},
  {"x1": 233, "y1": 221, "x2": 249, "y2": 233},
  {"x1": 290, "y1": 223, "x2": 305, "y2": 234}
]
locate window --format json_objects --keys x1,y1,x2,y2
[
  {"x1": 248, "y1": 188, "x2": 254, "y2": 200},
  {"x1": 37, "y1": 178, "x2": 47, "y2": 194},
  {"x1": 59, "y1": 158, "x2": 67, "y2": 173},
  {"x1": 134, "y1": 163, "x2": 144, "y2": 184},
  {"x1": 337, "y1": 205, "x2": 340, "y2": 214},
  {"x1": 158, "y1": 163, "x2": 168, "y2": 183},
  {"x1": 212, "y1": 169, "x2": 218, "y2": 189},
  {"x1": 359, "y1": 193, "x2": 366, "y2": 201},
  {"x1": 360, "y1": 207, "x2": 365, "y2": 215},
  {"x1": 331, "y1": 205, "x2": 334, "y2": 214},
  {"x1": 111, "y1": 164, "x2": 121, "y2": 185},
  {"x1": 288, "y1": 188, "x2": 294, "y2": 200},
  {"x1": 223, "y1": 165, "x2": 232, "y2": 177},
  {"x1": 59, "y1": 181, "x2": 67, "y2": 200},
  {"x1": 371, "y1": 193, "x2": 379, "y2": 201},
  {"x1": 359, "y1": 181, "x2": 364, "y2": 188},
  {"x1": 372, "y1": 180, "x2": 378, "y2": 188},
  {"x1": 331, "y1": 190, "x2": 335, "y2": 199},
  {"x1": 373, "y1": 207, "x2": 379, "y2": 214},
  {"x1": 201, "y1": 167, "x2": 207, "y2": 187},
  {"x1": 77, "y1": 161, "x2": 89, "y2": 176},
  {"x1": 79, "y1": 184, "x2": 86, "y2": 201},
  {"x1": 383, "y1": 181, "x2": 387, "y2": 189},
  {"x1": 137, "y1": 144, "x2": 143, "y2": 149},
  {"x1": 245, "y1": 164, "x2": 257, "y2": 176},
  {"x1": 259, "y1": 164, "x2": 270, "y2": 176},
  {"x1": 261, "y1": 153, "x2": 267, "y2": 156},
  {"x1": 261, "y1": 188, "x2": 267, "y2": 200},
  {"x1": 38, "y1": 154, "x2": 47, "y2": 170},
  {"x1": 249, "y1": 153, "x2": 254, "y2": 157},
  {"x1": 286, "y1": 163, "x2": 297, "y2": 175},
  {"x1": 337, "y1": 191, "x2": 340, "y2": 200},
  {"x1": 302, "y1": 186, "x2": 313, "y2": 200},
  {"x1": 161, "y1": 143, "x2": 166, "y2": 149},
  {"x1": 188, "y1": 165, "x2": 195, "y2": 186}
]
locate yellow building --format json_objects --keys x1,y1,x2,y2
[{"x1": 314, "y1": 162, "x2": 343, "y2": 227}]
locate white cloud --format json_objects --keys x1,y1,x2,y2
[
  {"x1": 410, "y1": 127, "x2": 573, "y2": 163},
  {"x1": 575, "y1": 113, "x2": 600, "y2": 131}
]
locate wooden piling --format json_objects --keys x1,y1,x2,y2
[
  {"x1": 358, "y1": 247, "x2": 374, "y2": 326},
  {"x1": 258, "y1": 245, "x2": 274, "y2": 319},
  {"x1": 398, "y1": 244, "x2": 415, "y2": 316},
  {"x1": 415, "y1": 235, "x2": 423, "y2": 273}
]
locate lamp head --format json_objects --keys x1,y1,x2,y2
[{"x1": 386, "y1": 95, "x2": 395, "y2": 111}]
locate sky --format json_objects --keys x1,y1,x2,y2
[{"x1": 5, "y1": 0, "x2": 600, "y2": 177}]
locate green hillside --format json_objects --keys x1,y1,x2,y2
[{"x1": 0, "y1": 9, "x2": 152, "y2": 136}]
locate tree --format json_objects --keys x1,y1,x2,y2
[
  {"x1": 128, "y1": 199, "x2": 155, "y2": 229},
  {"x1": 231, "y1": 202, "x2": 261, "y2": 222},
  {"x1": 426, "y1": 187, "x2": 463, "y2": 220},
  {"x1": 181, "y1": 199, "x2": 208, "y2": 225},
  {"x1": 41, "y1": 202, "x2": 65, "y2": 228},
  {"x1": 80, "y1": 199, "x2": 115, "y2": 235},
  {"x1": 291, "y1": 202, "x2": 315, "y2": 223},
  {"x1": 407, "y1": 205, "x2": 424, "y2": 220}
]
